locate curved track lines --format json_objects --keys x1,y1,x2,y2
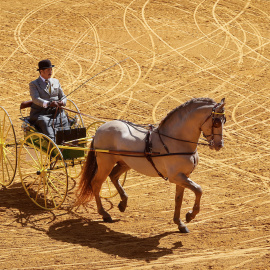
[
  {"x1": 212, "y1": 0, "x2": 270, "y2": 63},
  {"x1": 141, "y1": 0, "x2": 265, "y2": 123},
  {"x1": 78, "y1": 55, "x2": 126, "y2": 107},
  {"x1": 96, "y1": 55, "x2": 142, "y2": 112},
  {"x1": 54, "y1": 12, "x2": 101, "y2": 94},
  {"x1": 192, "y1": 0, "x2": 269, "y2": 87},
  {"x1": 0, "y1": 0, "x2": 63, "y2": 71},
  {"x1": 1, "y1": 1, "x2": 270, "y2": 269}
]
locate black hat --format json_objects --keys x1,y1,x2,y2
[{"x1": 37, "y1": 59, "x2": 55, "y2": 71}]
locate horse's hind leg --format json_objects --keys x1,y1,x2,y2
[
  {"x1": 92, "y1": 157, "x2": 116, "y2": 222},
  {"x1": 109, "y1": 162, "x2": 130, "y2": 212}
]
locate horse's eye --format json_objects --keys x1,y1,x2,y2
[{"x1": 213, "y1": 118, "x2": 222, "y2": 128}]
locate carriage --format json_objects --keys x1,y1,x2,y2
[{"x1": 0, "y1": 100, "x2": 127, "y2": 210}]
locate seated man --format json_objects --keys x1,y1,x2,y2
[{"x1": 29, "y1": 59, "x2": 69, "y2": 141}]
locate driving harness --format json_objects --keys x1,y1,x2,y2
[
  {"x1": 144, "y1": 125, "x2": 196, "y2": 181},
  {"x1": 143, "y1": 104, "x2": 226, "y2": 181}
]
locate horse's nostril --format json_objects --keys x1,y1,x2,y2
[{"x1": 218, "y1": 143, "x2": 224, "y2": 149}]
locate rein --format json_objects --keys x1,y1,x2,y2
[
  {"x1": 63, "y1": 102, "x2": 225, "y2": 181},
  {"x1": 155, "y1": 129, "x2": 209, "y2": 146}
]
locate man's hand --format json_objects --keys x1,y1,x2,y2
[
  {"x1": 48, "y1": 101, "x2": 59, "y2": 107},
  {"x1": 57, "y1": 101, "x2": 65, "y2": 107}
]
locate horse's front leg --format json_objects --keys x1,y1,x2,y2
[
  {"x1": 170, "y1": 173, "x2": 202, "y2": 232},
  {"x1": 174, "y1": 185, "x2": 189, "y2": 233}
]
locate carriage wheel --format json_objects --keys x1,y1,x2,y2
[
  {"x1": 65, "y1": 99, "x2": 84, "y2": 128},
  {"x1": 63, "y1": 100, "x2": 85, "y2": 179},
  {"x1": 0, "y1": 106, "x2": 17, "y2": 187},
  {"x1": 18, "y1": 133, "x2": 68, "y2": 210},
  {"x1": 86, "y1": 120, "x2": 106, "y2": 142},
  {"x1": 66, "y1": 158, "x2": 84, "y2": 179}
]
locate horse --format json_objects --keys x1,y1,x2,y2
[{"x1": 76, "y1": 97, "x2": 226, "y2": 233}]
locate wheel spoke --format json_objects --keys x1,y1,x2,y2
[
  {"x1": 3, "y1": 148, "x2": 15, "y2": 172},
  {"x1": 46, "y1": 184, "x2": 57, "y2": 208},
  {"x1": 19, "y1": 133, "x2": 68, "y2": 210},
  {"x1": 1, "y1": 147, "x2": 4, "y2": 183},
  {"x1": 3, "y1": 123, "x2": 12, "y2": 142},
  {"x1": 3, "y1": 153, "x2": 11, "y2": 184},
  {"x1": 21, "y1": 145, "x2": 40, "y2": 168},
  {"x1": 3, "y1": 145, "x2": 16, "y2": 156},
  {"x1": 47, "y1": 176, "x2": 65, "y2": 198},
  {"x1": 19, "y1": 153, "x2": 39, "y2": 170}
]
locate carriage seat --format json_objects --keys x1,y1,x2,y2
[
  {"x1": 20, "y1": 100, "x2": 34, "y2": 127},
  {"x1": 19, "y1": 100, "x2": 86, "y2": 143},
  {"x1": 20, "y1": 100, "x2": 33, "y2": 110},
  {"x1": 20, "y1": 100, "x2": 77, "y2": 127}
]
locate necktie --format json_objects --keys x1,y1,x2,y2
[{"x1": 45, "y1": 79, "x2": 51, "y2": 94}]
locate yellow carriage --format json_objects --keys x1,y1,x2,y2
[{"x1": 0, "y1": 101, "x2": 127, "y2": 210}]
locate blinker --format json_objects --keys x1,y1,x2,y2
[{"x1": 213, "y1": 118, "x2": 222, "y2": 128}]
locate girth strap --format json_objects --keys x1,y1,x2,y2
[{"x1": 144, "y1": 125, "x2": 168, "y2": 181}]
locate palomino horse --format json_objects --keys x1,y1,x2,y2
[{"x1": 76, "y1": 97, "x2": 226, "y2": 233}]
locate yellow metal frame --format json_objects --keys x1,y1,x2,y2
[
  {"x1": 18, "y1": 132, "x2": 68, "y2": 210},
  {"x1": 0, "y1": 106, "x2": 17, "y2": 187},
  {"x1": 0, "y1": 103, "x2": 128, "y2": 210}
]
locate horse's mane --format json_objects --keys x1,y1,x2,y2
[{"x1": 158, "y1": 97, "x2": 216, "y2": 128}]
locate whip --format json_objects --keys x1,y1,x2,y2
[{"x1": 61, "y1": 57, "x2": 130, "y2": 101}]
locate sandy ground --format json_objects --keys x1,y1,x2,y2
[{"x1": 1, "y1": 0, "x2": 270, "y2": 269}]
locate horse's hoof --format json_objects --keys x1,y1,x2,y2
[
  {"x1": 103, "y1": 216, "x2": 113, "y2": 223},
  {"x1": 186, "y1": 211, "x2": 193, "y2": 223},
  {"x1": 118, "y1": 202, "x2": 127, "y2": 212},
  {"x1": 179, "y1": 225, "x2": 190, "y2": 233}
]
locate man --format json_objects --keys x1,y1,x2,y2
[{"x1": 29, "y1": 59, "x2": 69, "y2": 141}]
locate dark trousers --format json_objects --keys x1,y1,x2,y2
[{"x1": 34, "y1": 110, "x2": 69, "y2": 142}]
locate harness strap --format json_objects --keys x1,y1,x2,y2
[
  {"x1": 144, "y1": 125, "x2": 168, "y2": 181},
  {"x1": 92, "y1": 150, "x2": 196, "y2": 157},
  {"x1": 157, "y1": 129, "x2": 170, "y2": 153}
]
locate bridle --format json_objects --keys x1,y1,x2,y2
[{"x1": 201, "y1": 104, "x2": 226, "y2": 146}]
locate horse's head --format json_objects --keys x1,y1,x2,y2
[{"x1": 201, "y1": 98, "x2": 226, "y2": 151}]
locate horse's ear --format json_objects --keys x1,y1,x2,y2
[{"x1": 217, "y1": 98, "x2": 225, "y2": 112}]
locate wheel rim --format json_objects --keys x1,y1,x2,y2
[
  {"x1": 65, "y1": 99, "x2": 84, "y2": 128},
  {"x1": 19, "y1": 133, "x2": 68, "y2": 210},
  {"x1": 86, "y1": 121, "x2": 106, "y2": 141},
  {"x1": 66, "y1": 158, "x2": 84, "y2": 179},
  {"x1": 85, "y1": 120, "x2": 106, "y2": 152},
  {"x1": 0, "y1": 106, "x2": 17, "y2": 187}
]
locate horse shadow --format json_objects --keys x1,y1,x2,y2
[
  {"x1": 0, "y1": 183, "x2": 184, "y2": 261},
  {"x1": 47, "y1": 218, "x2": 183, "y2": 261}
]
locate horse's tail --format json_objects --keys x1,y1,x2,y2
[{"x1": 75, "y1": 138, "x2": 98, "y2": 206}]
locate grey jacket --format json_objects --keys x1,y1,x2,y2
[{"x1": 29, "y1": 77, "x2": 67, "y2": 122}]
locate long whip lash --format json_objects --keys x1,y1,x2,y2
[{"x1": 61, "y1": 57, "x2": 130, "y2": 100}]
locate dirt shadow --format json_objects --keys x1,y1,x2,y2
[
  {"x1": 0, "y1": 184, "x2": 43, "y2": 212},
  {"x1": 0, "y1": 183, "x2": 58, "y2": 229},
  {"x1": 47, "y1": 218, "x2": 184, "y2": 261}
]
